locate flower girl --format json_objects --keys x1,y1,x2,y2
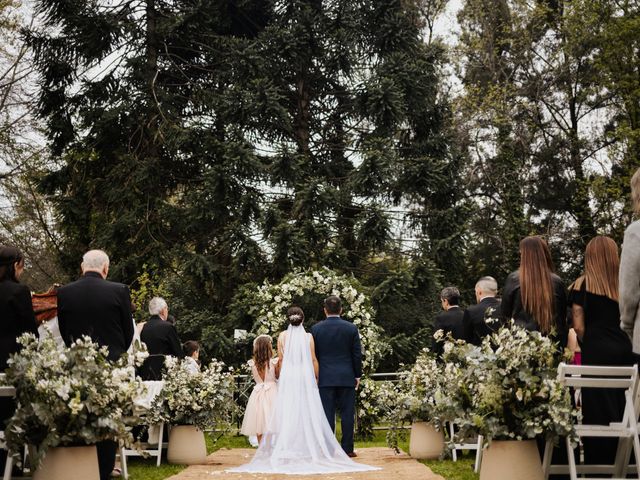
[{"x1": 241, "y1": 334, "x2": 279, "y2": 444}]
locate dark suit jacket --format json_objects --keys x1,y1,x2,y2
[
  {"x1": 0, "y1": 279, "x2": 38, "y2": 370},
  {"x1": 57, "y1": 271, "x2": 134, "y2": 362},
  {"x1": 501, "y1": 270, "x2": 568, "y2": 346},
  {"x1": 311, "y1": 316, "x2": 362, "y2": 388},
  {"x1": 432, "y1": 306, "x2": 465, "y2": 355},
  {"x1": 463, "y1": 296, "x2": 502, "y2": 346},
  {"x1": 138, "y1": 315, "x2": 183, "y2": 380}
]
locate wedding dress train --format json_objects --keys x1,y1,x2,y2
[{"x1": 229, "y1": 324, "x2": 379, "y2": 474}]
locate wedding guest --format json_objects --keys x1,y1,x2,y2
[
  {"x1": 0, "y1": 246, "x2": 38, "y2": 370},
  {"x1": 463, "y1": 276, "x2": 502, "y2": 345},
  {"x1": 241, "y1": 334, "x2": 278, "y2": 444},
  {"x1": 570, "y1": 236, "x2": 633, "y2": 466},
  {"x1": 32, "y1": 285, "x2": 65, "y2": 348},
  {"x1": 432, "y1": 286, "x2": 465, "y2": 355},
  {"x1": 501, "y1": 236, "x2": 568, "y2": 345},
  {"x1": 620, "y1": 168, "x2": 640, "y2": 357},
  {"x1": 183, "y1": 340, "x2": 200, "y2": 374},
  {"x1": 0, "y1": 246, "x2": 38, "y2": 471},
  {"x1": 57, "y1": 249, "x2": 134, "y2": 480},
  {"x1": 138, "y1": 297, "x2": 183, "y2": 381}
]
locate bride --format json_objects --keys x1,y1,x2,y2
[{"x1": 229, "y1": 306, "x2": 379, "y2": 474}]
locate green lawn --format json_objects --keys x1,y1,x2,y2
[{"x1": 124, "y1": 430, "x2": 478, "y2": 480}]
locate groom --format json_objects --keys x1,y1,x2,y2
[{"x1": 311, "y1": 295, "x2": 362, "y2": 457}]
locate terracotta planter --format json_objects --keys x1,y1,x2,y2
[
  {"x1": 167, "y1": 425, "x2": 207, "y2": 465},
  {"x1": 33, "y1": 445, "x2": 99, "y2": 480},
  {"x1": 409, "y1": 422, "x2": 445, "y2": 459},
  {"x1": 479, "y1": 440, "x2": 543, "y2": 480}
]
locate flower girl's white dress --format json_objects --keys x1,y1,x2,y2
[
  {"x1": 229, "y1": 324, "x2": 378, "y2": 474},
  {"x1": 240, "y1": 358, "x2": 278, "y2": 437}
]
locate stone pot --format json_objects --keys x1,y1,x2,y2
[
  {"x1": 409, "y1": 421, "x2": 445, "y2": 459},
  {"x1": 167, "y1": 425, "x2": 207, "y2": 465},
  {"x1": 479, "y1": 439, "x2": 544, "y2": 480},
  {"x1": 33, "y1": 445, "x2": 99, "y2": 480}
]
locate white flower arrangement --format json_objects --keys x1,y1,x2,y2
[
  {"x1": 385, "y1": 348, "x2": 466, "y2": 451},
  {"x1": 148, "y1": 356, "x2": 236, "y2": 431},
  {"x1": 5, "y1": 334, "x2": 143, "y2": 467},
  {"x1": 251, "y1": 267, "x2": 385, "y2": 372},
  {"x1": 443, "y1": 323, "x2": 579, "y2": 444}
]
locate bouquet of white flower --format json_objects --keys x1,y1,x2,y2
[
  {"x1": 5, "y1": 334, "x2": 143, "y2": 467},
  {"x1": 444, "y1": 323, "x2": 578, "y2": 443},
  {"x1": 148, "y1": 356, "x2": 235, "y2": 431},
  {"x1": 386, "y1": 347, "x2": 466, "y2": 451}
]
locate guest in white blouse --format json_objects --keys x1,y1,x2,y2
[{"x1": 183, "y1": 340, "x2": 200, "y2": 374}]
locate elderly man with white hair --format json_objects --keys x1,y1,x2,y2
[
  {"x1": 463, "y1": 276, "x2": 502, "y2": 345},
  {"x1": 57, "y1": 249, "x2": 134, "y2": 480},
  {"x1": 138, "y1": 296, "x2": 183, "y2": 381}
]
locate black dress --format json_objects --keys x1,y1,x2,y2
[{"x1": 569, "y1": 282, "x2": 634, "y2": 467}]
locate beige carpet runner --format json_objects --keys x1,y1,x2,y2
[{"x1": 167, "y1": 447, "x2": 444, "y2": 480}]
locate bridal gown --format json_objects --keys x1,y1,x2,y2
[{"x1": 229, "y1": 324, "x2": 379, "y2": 474}]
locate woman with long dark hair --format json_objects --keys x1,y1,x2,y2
[
  {"x1": 569, "y1": 236, "x2": 633, "y2": 466},
  {"x1": 501, "y1": 236, "x2": 568, "y2": 344}
]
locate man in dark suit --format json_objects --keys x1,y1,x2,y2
[
  {"x1": 139, "y1": 297, "x2": 183, "y2": 380},
  {"x1": 311, "y1": 295, "x2": 362, "y2": 457},
  {"x1": 463, "y1": 276, "x2": 502, "y2": 345},
  {"x1": 57, "y1": 250, "x2": 134, "y2": 480},
  {"x1": 432, "y1": 286, "x2": 466, "y2": 356}
]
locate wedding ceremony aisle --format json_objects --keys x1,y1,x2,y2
[{"x1": 164, "y1": 448, "x2": 444, "y2": 480}]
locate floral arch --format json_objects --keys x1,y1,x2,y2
[{"x1": 250, "y1": 268, "x2": 385, "y2": 372}]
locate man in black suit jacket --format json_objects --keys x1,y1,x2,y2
[
  {"x1": 463, "y1": 276, "x2": 502, "y2": 345},
  {"x1": 57, "y1": 250, "x2": 134, "y2": 480},
  {"x1": 139, "y1": 297, "x2": 183, "y2": 380},
  {"x1": 311, "y1": 295, "x2": 362, "y2": 457},
  {"x1": 432, "y1": 286, "x2": 465, "y2": 356}
]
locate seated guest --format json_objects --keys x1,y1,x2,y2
[
  {"x1": 138, "y1": 297, "x2": 183, "y2": 380},
  {"x1": 432, "y1": 287, "x2": 465, "y2": 356},
  {"x1": 183, "y1": 340, "x2": 200, "y2": 374},
  {"x1": 463, "y1": 276, "x2": 501, "y2": 345}
]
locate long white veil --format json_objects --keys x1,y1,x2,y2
[{"x1": 229, "y1": 324, "x2": 378, "y2": 474}]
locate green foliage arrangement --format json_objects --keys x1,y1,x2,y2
[
  {"x1": 148, "y1": 357, "x2": 236, "y2": 432},
  {"x1": 5, "y1": 334, "x2": 143, "y2": 467},
  {"x1": 444, "y1": 324, "x2": 578, "y2": 444}
]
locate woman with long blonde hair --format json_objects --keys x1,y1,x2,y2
[
  {"x1": 501, "y1": 236, "x2": 567, "y2": 341},
  {"x1": 569, "y1": 236, "x2": 633, "y2": 467}
]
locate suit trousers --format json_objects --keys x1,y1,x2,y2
[
  {"x1": 319, "y1": 386, "x2": 356, "y2": 454},
  {"x1": 97, "y1": 439, "x2": 117, "y2": 480}
]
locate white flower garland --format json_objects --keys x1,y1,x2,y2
[{"x1": 252, "y1": 267, "x2": 384, "y2": 372}]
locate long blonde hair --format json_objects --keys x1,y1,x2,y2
[
  {"x1": 519, "y1": 236, "x2": 555, "y2": 334},
  {"x1": 574, "y1": 236, "x2": 619, "y2": 301}
]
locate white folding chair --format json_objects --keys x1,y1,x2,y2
[
  {"x1": 120, "y1": 422, "x2": 166, "y2": 479},
  {"x1": 447, "y1": 422, "x2": 483, "y2": 472},
  {"x1": 543, "y1": 363, "x2": 640, "y2": 480}
]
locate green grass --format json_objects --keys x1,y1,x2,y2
[{"x1": 124, "y1": 430, "x2": 478, "y2": 480}]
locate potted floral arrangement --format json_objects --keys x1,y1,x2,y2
[
  {"x1": 5, "y1": 334, "x2": 143, "y2": 480},
  {"x1": 444, "y1": 323, "x2": 578, "y2": 480},
  {"x1": 148, "y1": 356, "x2": 235, "y2": 465},
  {"x1": 386, "y1": 346, "x2": 465, "y2": 459}
]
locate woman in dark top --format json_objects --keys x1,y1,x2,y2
[
  {"x1": 501, "y1": 236, "x2": 568, "y2": 345},
  {"x1": 569, "y1": 236, "x2": 633, "y2": 467}
]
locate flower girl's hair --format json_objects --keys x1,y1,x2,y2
[
  {"x1": 287, "y1": 306, "x2": 305, "y2": 326},
  {"x1": 252, "y1": 335, "x2": 273, "y2": 376}
]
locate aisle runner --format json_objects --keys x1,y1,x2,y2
[{"x1": 167, "y1": 447, "x2": 444, "y2": 480}]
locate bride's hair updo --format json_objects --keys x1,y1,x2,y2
[{"x1": 287, "y1": 306, "x2": 305, "y2": 326}]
